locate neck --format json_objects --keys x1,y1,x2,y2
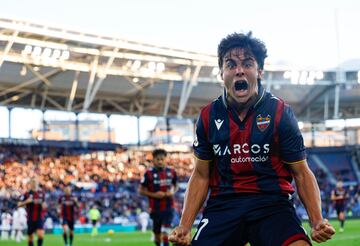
[{"x1": 227, "y1": 93, "x2": 258, "y2": 115}]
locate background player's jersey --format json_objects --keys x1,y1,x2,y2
[
  {"x1": 58, "y1": 195, "x2": 77, "y2": 221},
  {"x1": 23, "y1": 190, "x2": 46, "y2": 222},
  {"x1": 141, "y1": 167, "x2": 177, "y2": 213},
  {"x1": 332, "y1": 188, "x2": 347, "y2": 206},
  {"x1": 194, "y1": 86, "x2": 306, "y2": 197}
]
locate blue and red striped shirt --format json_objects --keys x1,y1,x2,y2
[
  {"x1": 23, "y1": 190, "x2": 46, "y2": 222},
  {"x1": 194, "y1": 86, "x2": 306, "y2": 197},
  {"x1": 141, "y1": 167, "x2": 177, "y2": 213},
  {"x1": 58, "y1": 195, "x2": 77, "y2": 221}
]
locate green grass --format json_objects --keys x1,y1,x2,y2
[{"x1": 1, "y1": 219, "x2": 359, "y2": 246}]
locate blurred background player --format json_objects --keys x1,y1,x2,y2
[
  {"x1": 11, "y1": 206, "x2": 27, "y2": 242},
  {"x1": 331, "y1": 181, "x2": 348, "y2": 232},
  {"x1": 139, "y1": 148, "x2": 178, "y2": 246},
  {"x1": 18, "y1": 178, "x2": 46, "y2": 246},
  {"x1": 88, "y1": 204, "x2": 101, "y2": 237},
  {"x1": 138, "y1": 209, "x2": 150, "y2": 233},
  {"x1": 1, "y1": 209, "x2": 12, "y2": 240},
  {"x1": 58, "y1": 185, "x2": 78, "y2": 246}
]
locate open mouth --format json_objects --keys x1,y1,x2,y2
[{"x1": 234, "y1": 80, "x2": 248, "y2": 91}]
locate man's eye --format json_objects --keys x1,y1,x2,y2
[
  {"x1": 226, "y1": 61, "x2": 236, "y2": 68},
  {"x1": 243, "y1": 61, "x2": 253, "y2": 68}
]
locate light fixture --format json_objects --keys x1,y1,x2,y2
[
  {"x1": 20, "y1": 65, "x2": 27, "y2": 76},
  {"x1": 132, "y1": 77, "x2": 139, "y2": 83},
  {"x1": 212, "y1": 67, "x2": 220, "y2": 76},
  {"x1": 131, "y1": 60, "x2": 141, "y2": 71},
  {"x1": 156, "y1": 62, "x2": 165, "y2": 72}
]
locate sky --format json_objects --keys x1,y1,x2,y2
[
  {"x1": 1, "y1": 0, "x2": 360, "y2": 69},
  {"x1": 1, "y1": 0, "x2": 360, "y2": 143}
]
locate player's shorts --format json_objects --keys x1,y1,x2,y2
[
  {"x1": 335, "y1": 203, "x2": 345, "y2": 215},
  {"x1": 91, "y1": 220, "x2": 97, "y2": 226},
  {"x1": 27, "y1": 219, "x2": 44, "y2": 235},
  {"x1": 62, "y1": 218, "x2": 75, "y2": 230},
  {"x1": 150, "y1": 210, "x2": 173, "y2": 234},
  {"x1": 191, "y1": 194, "x2": 312, "y2": 246}
]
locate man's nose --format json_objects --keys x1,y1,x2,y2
[{"x1": 235, "y1": 66, "x2": 245, "y2": 77}]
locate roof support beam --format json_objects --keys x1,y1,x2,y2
[
  {"x1": 177, "y1": 64, "x2": 201, "y2": 117},
  {"x1": 0, "y1": 68, "x2": 60, "y2": 97},
  {"x1": 105, "y1": 99, "x2": 128, "y2": 114},
  {"x1": 163, "y1": 81, "x2": 174, "y2": 117},
  {"x1": 0, "y1": 91, "x2": 30, "y2": 105},
  {"x1": 67, "y1": 71, "x2": 80, "y2": 111},
  {"x1": 0, "y1": 29, "x2": 19, "y2": 68},
  {"x1": 83, "y1": 56, "x2": 99, "y2": 111},
  {"x1": 84, "y1": 48, "x2": 119, "y2": 110}
]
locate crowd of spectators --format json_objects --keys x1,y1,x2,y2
[
  {"x1": 1, "y1": 144, "x2": 360, "y2": 230},
  {"x1": 0, "y1": 145, "x2": 192, "y2": 227}
]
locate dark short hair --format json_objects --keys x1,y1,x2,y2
[
  {"x1": 217, "y1": 32, "x2": 268, "y2": 70},
  {"x1": 152, "y1": 148, "x2": 167, "y2": 158}
]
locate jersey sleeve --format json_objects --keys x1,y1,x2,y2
[
  {"x1": 278, "y1": 105, "x2": 306, "y2": 163},
  {"x1": 140, "y1": 170, "x2": 149, "y2": 187},
  {"x1": 193, "y1": 112, "x2": 214, "y2": 161},
  {"x1": 172, "y1": 169, "x2": 178, "y2": 187}
]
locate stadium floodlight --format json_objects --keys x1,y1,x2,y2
[
  {"x1": 315, "y1": 71, "x2": 324, "y2": 80},
  {"x1": 283, "y1": 71, "x2": 291, "y2": 79},
  {"x1": 212, "y1": 67, "x2": 220, "y2": 76},
  {"x1": 42, "y1": 48, "x2": 52, "y2": 58},
  {"x1": 291, "y1": 70, "x2": 300, "y2": 84},
  {"x1": 52, "y1": 49, "x2": 61, "y2": 59},
  {"x1": 156, "y1": 62, "x2": 165, "y2": 72},
  {"x1": 147, "y1": 61, "x2": 156, "y2": 71},
  {"x1": 299, "y1": 71, "x2": 308, "y2": 85},
  {"x1": 32, "y1": 46, "x2": 42, "y2": 57},
  {"x1": 307, "y1": 71, "x2": 316, "y2": 85},
  {"x1": 22, "y1": 45, "x2": 32, "y2": 55},
  {"x1": 60, "y1": 50, "x2": 70, "y2": 60},
  {"x1": 131, "y1": 60, "x2": 141, "y2": 71}
]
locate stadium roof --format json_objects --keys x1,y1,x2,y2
[{"x1": 0, "y1": 17, "x2": 359, "y2": 122}]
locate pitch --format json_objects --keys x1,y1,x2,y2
[{"x1": 1, "y1": 219, "x2": 359, "y2": 246}]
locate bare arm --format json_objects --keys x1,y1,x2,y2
[
  {"x1": 179, "y1": 158, "x2": 210, "y2": 230},
  {"x1": 289, "y1": 160, "x2": 322, "y2": 226},
  {"x1": 138, "y1": 186, "x2": 166, "y2": 199},
  {"x1": 289, "y1": 160, "x2": 335, "y2": 243},
  {"x1": 169, "y1": 158, "x2": 210, "y2": 245}
]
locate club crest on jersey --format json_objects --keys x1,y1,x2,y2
[{"x1": 256, "y1": 114, "x2": 271, "y2": 131}]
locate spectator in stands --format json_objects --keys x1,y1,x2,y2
[
  {"x1": 139, "y1": 148, "x2": 178, "y2": 246},
  {"x1": 331, "y1": 181, "x2": 348, "y2": 232},
  {"x1": 58, "y1": 185, "x2": 78, "y2": 246},
  {"x1": 169, "y1": 32, "x2": 335, "y2": 246},
  {"x1": 18, "y1": 179, "x2": 46, "y2": 246}
]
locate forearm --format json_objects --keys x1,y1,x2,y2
[
  {"x1": 179, "y1": 171, "x2": 209, "y2": 230},
  {"x1": 139, "y1": 189, "x2": 160, "y2": 199},
  {"x1": 294, "y1": 169, "x2": 323, "y2": 226}
]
